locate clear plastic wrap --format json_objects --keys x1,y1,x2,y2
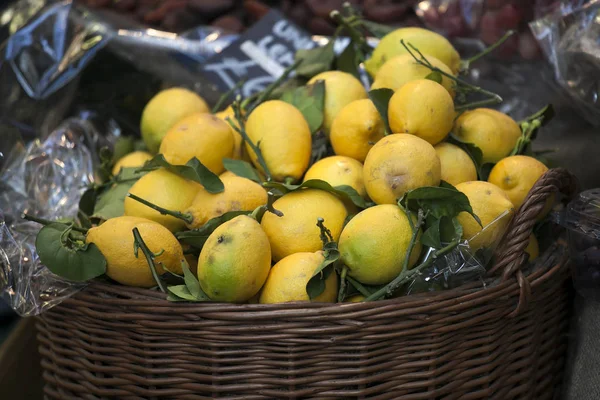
[{"x1": 530, "y1": 0, "x2": 600, "y2": 126}]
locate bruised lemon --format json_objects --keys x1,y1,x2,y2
[
  {"x1": 365, "y1": 27, "x2": 460, "y2": 77},
  {"x1": 330, "y1": 99, "x2": 386, "y2": 163},
  {"x1": 453, "y1": 109, "x2": 521, "y2": 164},
  {"x1": 86, "y1": 216, "x2": 184, "y2": 287},
  {"x1": 185, "y1": 174, "x2": 267, "y2": 229},
  {"x1": 141, "y1": 88, "x2": 209, "y2": 153},
  {"x1": 488, "y1": 155, "x2": 549, "y2": 209},
  {"x1": 197, "y1": 215, "x2": 271, "y2": 303},
  {"x1": 303, "y1": 156, "x2": 366, "y2": 198},
  {"x1": 159, "y1": 113, "x2": 234, "y2": 175},
  {"x1": 261, "y1": 189, "x2": 347, "y2": 262},
  {"x1": 388, "y1": 79, "x2": 455, "y2": 145},
  {"x1": 259, "y1": 251, "x2": 338, "y2": 304},
  {"x1": 339, "y1": 204, "x2": 422, "y2": 285},
  {"x1": 245, "y1": 100, "x2": 311, "y2": 182},
  {"x1": 363, "y1": 134, "x2": 441, "y2": 205},
  {"x1": 372, "y1": 54, "x2": 455, "y2": 97},
  {"x1": 434, "y1": 142, "x2": 478, "y2": 186},
  {"x1": 124, "y1": 169, "x2": 201, "y2": 232},
  {"x1": 308, "y1": 71, "x2": 368, "y2": 135},
  {"x1": 455, "y1": 181, "x2": 515, "y2": 250}
]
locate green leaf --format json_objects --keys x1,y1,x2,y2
[
  {"x1": 143, "y1": 155, "x2": 224, "y2": 193},
  {"x1": 295, "y1": 42, "x2": 335, "y2": 79},
  {"x1": 181, "y1": 260, "x2": 210, "y2": 301},
  {"x1": 79, "y1": 187, "x2": 97, "y2": 216},
  {"x1": 368, "y1": 88, "x2": 394, "y2": 135},
  {"x1": 401, "y1": 183, "x2": 481, "y2": 226},
  {"x1": 36, "y1": 223, "x2": 106, "y2": 282},
  {"x1": 92, "y1": 181, "x2": 136, "y2": 220},
  {"x1": 115, "y1": 166, "x2": 147, "y2": 182},
  {"x1": 425, "y1": 71, "x2": 443, "y2": 84},
  {"x1": 223, "y1": 158, "x2": 262, "y2": 183},
  {"x1": 306, "y1": 242, "x2": 339, "y2": 300},
  {"x1": 263, "y1": 179, "x2": 367, "y2": 209},
  {"x1": 310, "y1": 132, "x2": 330, "y2": 165},
  {"x1": 360, "y1": 20, "x2": 394, "y2": 39},
  {"x1": 421, "y1": 216, "x2": 463, "y2": 249},
  {"x1": 336, "y1": 42, "x2": 361, "y2": 79},
  {"x1": 280, "y1": 80, "x2": 325, "y2": 134},
  {"x1": 176, "y1": 211, "x2": 251, "y2": 249},
  {"x1": 167, "y1": 285, "x2": 197, "y2": 301}
]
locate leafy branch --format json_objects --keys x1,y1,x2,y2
[
  {"x1": 400, "y1": 40, "x2": 503, "y2": 111},
  {"x1": 132, "y1": 227, "x2": 167, "y2": 293},
  {"x1": 460, "y1": 30, "x2": 516, "y2": 72},
  {"x1": 306, "y1": 218, "x2": 340, "y2": 300}
]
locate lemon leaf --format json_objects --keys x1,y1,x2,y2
[
  {"x1": 447, "y1": 136, "x2": 484, "y2": 170},
  {"x1": 181, "y1": 259, "x2": 210, "y2": 301},
  {"x1": 401, "y1": 183, "x2": 482, "y2": 226},
  {"x1": 223, "y1": 158, "x2": 262, "y2": 183},
  {"x1": 176, "y1": 211, "x2": 251, "y2": 249},
  {"x1": 263, "y1": 179, "x2": 368, "y2": 209},
  {"x1": 368, "y1": 88, "x2": 394, "y2": 135},
  {"x1": 421, "y1": 216, "x2": 463, "y2": 249},
  {"x1": 167, "y1": 285, "x2": 197, "y2": 301},
  {"x1": 92, "y1": 181, "x2": 136, "y2": 221},
  {"x1": 360, "y1": 20, "x2": 394, "y2": 39},
  {"x1": 280, "y1": 80, "x2": 325, "y2": 134},
  {"x1": 336, "y1": 42, "x2": 361, "y2": 79},
  {"x1": 36, "y1": 223, "x2": 106, "y2": 282},
  {"x1": 306, "y1": 242, "x2": 339, "y2": 300},
  {"x1": 425, "y1": 71, "x2": 443, "y2": 84},
  {"x1": 141, "y1": 155, "x2": 224, "y2": 193},
  {"x1": 295, "y1": 41, "x2": 335, "y2": 79}
]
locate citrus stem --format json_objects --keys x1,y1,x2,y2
[
  {"x1": 461, "y1": 30, "x2": 516, "y2": 71},
  {"x1": 454, "y1": 96, "x2": 504, "y2": 111},
  {"x1": 244, "y1": 59, "x2": 303, "y2": 113},
  {"x1": 400, "y1": 40, "x2": 503, "y2": 109},
  {"x1": 337, "y1": 265, "x2": 349, "y2": 302},
  {"x1": 284, "y1": 177, "x2": 295, "y2": 185},
  {"x1": 132, "y1": 227, "x2": 167, "y2": 293},
  {"x1": 226, "y1": 99, "x2": 273, "y2": 181},
  {"x1": 21, "y1": 213, "x2": 88, "y2": 233},
  {"x1": 211, "y1": 78, "x2": 247, "y2": 114},
  {"x1": 317, "y1": 217, "x2": 334, "y2": 246},
  {"x1": 330, "y1": 11, "x2": 370, "y2": 54},
  {"x1": 346, "y1": 276, "x2": 373, "y2": 297},
  {"x1": 127, "y1": 193, "x2": 193, "y2": 224},
  {"x1": 266, "y1": 191, "x2": 284, "y2": 217},
  {"x1": 365, "y1": 239, "x2": 459, "y2": 302}
]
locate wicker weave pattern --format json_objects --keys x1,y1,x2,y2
[{"x1": 36, "y1": 169, "x2": 576, "y2": 399}]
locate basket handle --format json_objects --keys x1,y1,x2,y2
[{"x1": 488, "y1": 168, "x2": 578, "y2": 316}]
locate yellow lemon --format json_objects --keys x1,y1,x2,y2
[
  {"x1": 330, "y1": 99, "x2": 386, "y2": 163},
  {"x1": 112, "y1": 151, "x2": 153, "y2": 176},
  {"x1": 245, "y1": 100, "x2": 311, "y2": 182},
  {"x1": 86, "y1": 216, "x2": 184, "y2": 287},
  {"x1": 388, "y1": 79, "x2": 455, "y2": 145},
  {"x1": 214, "y1": 105, "x2": 249, "y2": 161},
  {"x1": 159, "y1": 113, "x2": 234, "y2": 175},
  {"x1": 308, "y1": 71, "x2": 368, "y2": 135},
  {"x1": 488, "y1": 155, "x2": 549, "y2": 209},
  {"x1": 344, "y1": 295, "x2": 365, "y2": 303},
  {"x1": 363, "y1": 133, "x2": 441, "y2": 205},
  {"x1": 455, "y1": 181, "x2": 515, "y2": 250},
  {"x1": 434, "y1": 142, "x2": 478, "y2": 186},
  {"x1": 339, "y1": 204, "x2": 422, "y2": 285},
  {"x1": 525, "y1": 234, "x2": 540, "y2": 261},
  {"x1": 259, "y1": 251, "x2": 338, "y2": 304},
  {"x1": 261, "y1": 189, "x2": 347, "y2": 262},
  {"x1": 303, "y1": 156, "x2": 367, "y2": 198},
  {"x1": 365, "y1": 27, "x2": 461, "y2": 77},
  {"x1": 197, "y1": 215, "x2": 271, "y2": 303},
  {"x1": 141, "y1": 88, "x2": 209, "y2": 154},
  {"x1": 453, "y1": 109, "x2": 521, "y2": 164},
  {"x1": 185, "y1": 174, "x2": 267, "y2": 229},
  {"x1": 372, "y1": 54, "x2": 455, "y2": 97},
  {"x1": 124, "y1": 169, "x2": 201, "y2": 232}
]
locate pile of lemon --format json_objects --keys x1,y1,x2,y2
[{"x1": 89, "y1": 27, "x2": 546, "y2": 304}]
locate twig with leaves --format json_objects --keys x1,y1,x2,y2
[{"x1": 132, "y1": 227, "x2": 167, "y2": 293}]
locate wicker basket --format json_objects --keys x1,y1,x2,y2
[{"x1": 36, "y1": 168, "x2": 577, "y2": 399}]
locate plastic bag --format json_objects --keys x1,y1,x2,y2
[
  {"x1": 0, "y1": 0, "x2": 239, "y2": 315},
  {"x1": 530, "y1": 0, "x2": 600, "y2": 126}
]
